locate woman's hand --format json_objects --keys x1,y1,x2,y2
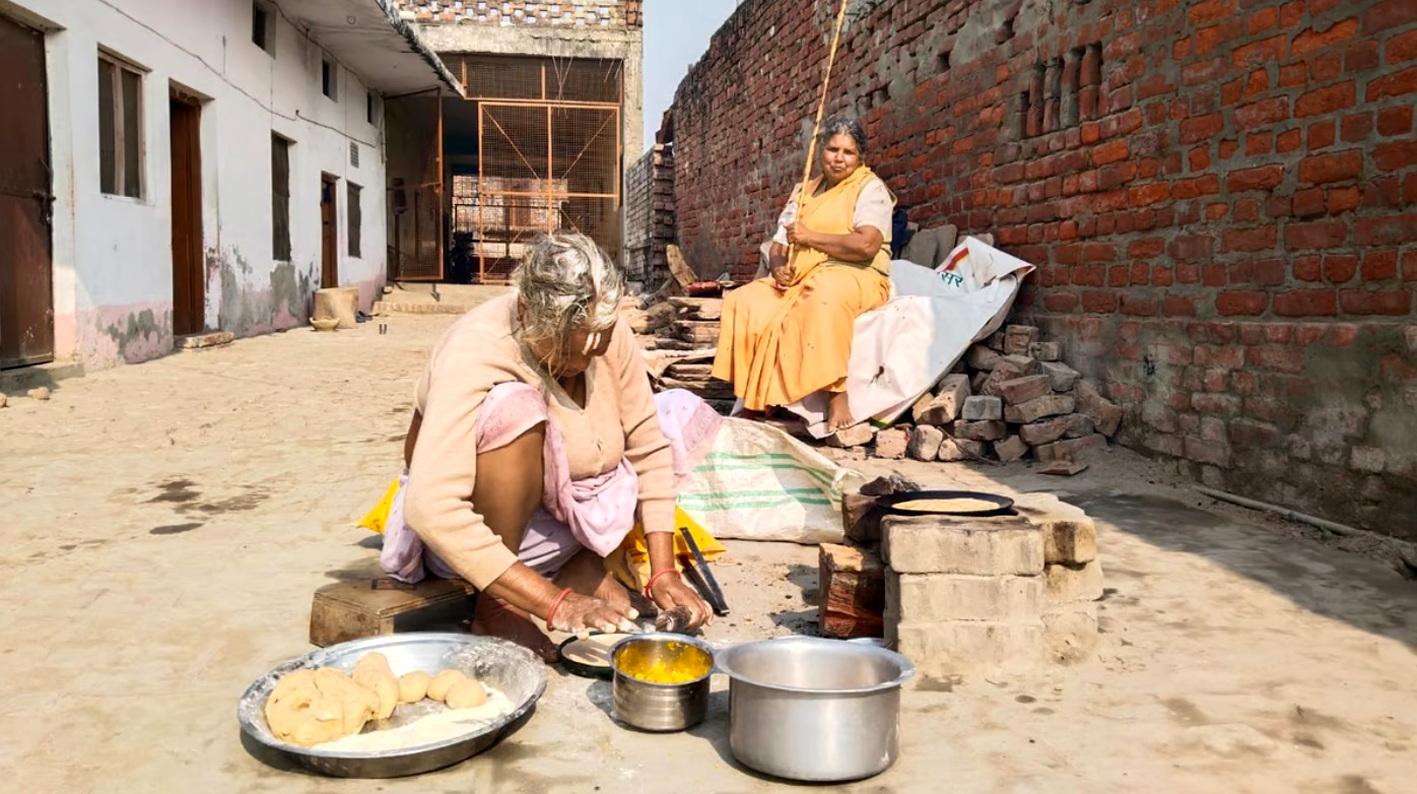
[
  {"x1": 784, "y1": 221, "x2": 815, "y2": 249},
  {"x1": 649, "y1": 572, "x2": 714, "y2": 630},
  {"x1": 771, "y1": 261, "x2": 795, "y2": 291},
  {"x1": 548, "y1": 592, "x2": 639, "y2": 635}
]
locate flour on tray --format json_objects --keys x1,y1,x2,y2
[{"x1": 317, "y1": 686, "x2": 514, "y2": 753}]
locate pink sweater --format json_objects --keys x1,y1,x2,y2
[{"x1": 402, "y1": 293, "x2": 676, "y2": 589}]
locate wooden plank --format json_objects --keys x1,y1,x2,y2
[{"x1": 666, "y1": 244, "x2": 696, "y2": 289}]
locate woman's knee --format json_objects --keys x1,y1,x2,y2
[{"x1": 472, "y1": 423, "x2": 546, "y2": 536}]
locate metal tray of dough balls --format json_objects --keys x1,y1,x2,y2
[
  {"x1": 237, "y1": 633, "x2": 547, "y2": 778},
  {"x1": 875, "y1": 490, "x2": 1016, "y2": 517}
]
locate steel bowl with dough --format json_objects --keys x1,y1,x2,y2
[{"x1": 264, "y1": 668, "x2": 380, "y2": 748}]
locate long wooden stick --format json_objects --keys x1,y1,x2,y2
[{"x1": 788, "y1": 0, "x2": 852, "y2": 269}]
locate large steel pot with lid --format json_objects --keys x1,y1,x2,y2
[{"x1": 714, "y1": 636, "x2": 915, "y2": 782}]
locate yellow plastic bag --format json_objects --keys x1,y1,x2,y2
[
  {"x1": 605, "y1": 507, "x2": 726, "y2": 592},
  {"x1": 358, "y1": 478, "x2": 401, "y2": 534}
]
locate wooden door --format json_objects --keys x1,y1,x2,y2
[
  {"x1": 321, "y1": 175, "x2": 337, "y2": 288},
  {"x1": 0, "y1": 14, "x2": 54, "y2": 368},
  {"x1": 169, "y1": 93, "x2": 204, "y2": 336}
]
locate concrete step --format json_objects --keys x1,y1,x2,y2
[{"x1": 0, "y1": 360, "x2": 84, "y2": 396}]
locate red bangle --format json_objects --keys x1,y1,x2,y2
[
  {"x1": 643, "y1": 569, "x2": 680, "y2": 600},
  {"x1": 544, "y1": 587, "x2": 574, "y2": 632}
]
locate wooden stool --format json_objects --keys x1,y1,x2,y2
[{"x1": 310, "y1": 577, "x2": 477, "y2": 647}]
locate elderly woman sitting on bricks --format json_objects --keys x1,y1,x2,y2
[
  {"x1": 378, "y1": 232, "x2": 713, "y2": 662},
  {"x1": 712, "y1": 116, "x2": 896, "y2": 434}
]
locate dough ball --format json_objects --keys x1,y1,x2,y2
[
  {"x1": 444, "y1": 678, "x2": 488, "y2": 710},
  {"x1": 265, "y1": 667, "x2": 379, "y2": 748},
  {"x1": 397, "y1": 671, "x2": 433, "y2": 704},
  {"x1": 352, "y1": 653, "x2": 400, "y2": 720},
  {"x1": 426, "y1": 669, "x2": 468, "y2": 702}
]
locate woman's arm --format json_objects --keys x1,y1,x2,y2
[{"x1": 787, "y1": 222, "x2": 884, "y2": 263}]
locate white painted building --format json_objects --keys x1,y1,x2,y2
[{"x1": 0, "y1": 0, "x2": 458, "y2": 373}]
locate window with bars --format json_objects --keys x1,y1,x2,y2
[
  {"x1": 271, "y1": 134, "x2": 291, "y2": 261},
  {"x1": 98, "y1": 53, "x2": 144, "y2": 199},
  {"x1": 347, "y1": 183, "x2": 362, "y2": 258}
]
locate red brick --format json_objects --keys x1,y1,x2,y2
[
  {"x1": 1340, "y1": 289, "x2": 1413, "y2": 316},
  {"x1": 1081, "y1": 291, "x2": 1119, "y2": 313},
  {"x1": 1389, "y1": 28, "x2": 1417, "y2": 65},
  {"x1": 1170, "y1": 235, "x2": 1215, "y2": 260},
  {"x1": 1189, "y1": 0, "x2": 1236, "y2": 25},
  {"x1": 1248, "y1": 345, "x2": 1305, "y2": 373},
  {"x1": 1277, "y1": 129, "x2": 1303, "y2": 152},
  {"x1": 1217, "y1": 291, "x2": 1270, "y2": 316},
  {"x1": 1341, "y1": 113, "x2": 1374, "y2": 143},
  {"x1": 1044, "y1": 293, "x2": 1080, "y2": 312},
  {"x1": 1293, "y1": 255, "x2": 1323, "y2": 281},
  {"x1": 1327, "y1": 186, "x2": 1361, "y2": 215},
  {"x1": 1121, "y1": 295, "x2": 1160, "y2": 316},
  {"x1": 1207, "y1": 202, "x2": 1230, "y2": 220},
  {"x1": 1279, "y1": 63, "x2": 1307, "y2": 88},
  {"x1": 1183, "y1": 58, "x2": 1228, "y2": 86},
  {"x1": 1346, "y1": 41, "x2": 1382, "y2": 73},
  {"x1": 1273, "y1": 289, "x2": 1338, "y2": 317},
  {"x1": 1404, "y1": 251, "x2": 1417, "y2": 282},
  {"x1": 1223, "y1": 226, "x2": 1279, "y2": 252},
  {"x1": 1364, "y1": 0, "x2": 1417, "y2": 36},
  {"x1": 1309, "y1": 121, "x2": 1337, "y2": 150},
  {"x1": 1281, "y1": 0, "x2": 1304, "y2": 26},
  {"x1": 1291, "y1": 18, "x2": 1360, "y2": 58},
  {"x1": 1324, "y1": 254, "x2": 1358, "y2": 283},
  {"x1": 1235, "y1": 98, "x2": 1290, "y2": 130},
  {"x1": 1245, "y1": 132, "x2": 1274, "y2": 156},
  {"x1": 1233, "y1": 36, "x2": 1285, "y2": 68},
  {"x1": 1093, "y1": 140, "x2": 1130, "y2": 166},
  {"x1": 1298, "y1": 150, "x2": 1363, "y2": 184},
  {"x1": 1180, "y1": 113, "x2": 1227, "y2": 144},
  {"x1": 1227, "y1": 164, "x2": 1285, "y2": 192},
  {"x1": 1367, "y1": 66, "x2": 1417, "y2": 101},
  {"x1": 1311, "y1": 52, "x2": 1345, "y2": 83},
  {"x1": 1286, "y1": 220, "x2": 1349, "y2": 249},
  {"x1": 1362, "y1": 251, "x2": 1399, "y2": 281},
  {"x1": 1164, "y1": 295, "x2": 1197, "y2": 316},
  {"x1": 1247, "y1": 7, "x2": 1277, "y2": 34},
  {"x1": 1293, "y1": 188, "x2": 1327, "y2": 217},
  {"x1": 1363, "y1": 177, "x2": 1403, "y2": 209},
  {"x1": 1295, "y1": 82, "x2": 1357, "y2": 118},
  {"x1": 1378, "y1": 106, "x2": 1414, "y2": 136},
  {"x1": 1355, "y1": 214, "x2": 1417, "y2": 245},
  {"x1": 1374, "y1": 141, "x2": 1417, "y2": 171}
]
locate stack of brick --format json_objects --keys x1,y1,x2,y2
[
  {"x1": 625, "y1": 297, "x2": 734, "y2": 407},
  {"x1": 840, "y1": 323, "x2": 1125, "y2": 468},
  {"x1": 880, "y1": 492, "x2": 1104, "y2": 677}
]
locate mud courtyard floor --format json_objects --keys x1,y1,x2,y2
[{"x1": 2, "y1": 313, "x2": 1414, "y2": 794}]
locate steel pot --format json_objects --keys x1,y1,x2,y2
[
  {"x1": 714, "y1": 636, "x2": 915, "y2": 782},
  {"x1": 610, "y1": 634, "x2": 713, "y2": 732}
]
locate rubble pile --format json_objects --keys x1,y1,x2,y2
[{"x1": 832, "y1": 324, "x2": 1124, "y2": 472}]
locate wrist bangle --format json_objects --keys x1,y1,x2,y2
[
  {"x1": 643, "y1": 569, "x2": 680, "y2": 600},
  {"x1": 544, "y1": 587, "x2": 574, "y2": 632}
]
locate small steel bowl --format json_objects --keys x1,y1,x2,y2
[
  {"x1": 609, "y1": 633, "x2": 714, "y2": 732},
  {"x1": 237, "y1": 633, "x2": 547, "y2": 778}
]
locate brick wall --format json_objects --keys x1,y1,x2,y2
[
  {"x1": 666, "y1": 0, "x2": 1417, "y2": 539},
  {"x1": 395, "y1": 0, "x2": 641, "y2": 28},
  {"x1": 624, "y1": 143, "x2": 676, "y2": 283}
]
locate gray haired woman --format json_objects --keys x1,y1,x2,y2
[
  {"x1": 381, "y1": 232, "x2": 712, "y2": 661},
  {"x1": 711, "y1": 116, "x2": 896, "y2": 434}
]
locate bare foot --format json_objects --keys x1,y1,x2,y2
[
  {"x1": 468, "y1": 595, "x2": 560, "y2": 663},
  {"x1": 826, "y1": 391, "x2": 854, "y2": 433}
]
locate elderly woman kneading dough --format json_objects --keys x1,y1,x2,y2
[
  {"x1": 381, "y1": 232, "x2": 712, "y2": 661},
  {"x1": 712, "y1": 116, "x2": 895, "y2": 433}
]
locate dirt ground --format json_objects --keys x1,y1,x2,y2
[{"x1": 2, "y1": 310, "x2": 1414, "y2": 794}]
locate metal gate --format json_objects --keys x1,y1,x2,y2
[
  {"x1": 468, "y1": 101, "x2": 621, "y2": 283},
  {"x1": 0, "y1": 14, "x2": 54, "y2": 368}
]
